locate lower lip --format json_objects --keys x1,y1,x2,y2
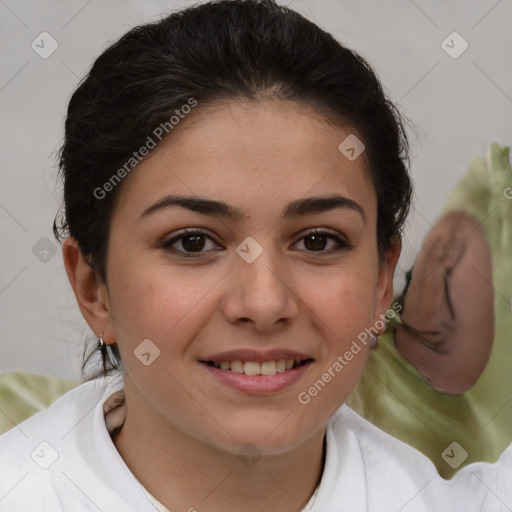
[{"x1": 200, "y1": 361, "x2": 313, "y2": 394}]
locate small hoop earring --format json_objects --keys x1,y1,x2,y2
[
  {"x1": 370, "y1": 334, "x2": 379, "y2": 349},
  {"x1": 98, "y1": 332, "x2": 107, "y2": 354}
]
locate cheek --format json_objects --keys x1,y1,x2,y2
[
  {"x1": 301, "y1": 264, "x2": 378, "y2": 344},
  {"x1": 106, "y1": 260, "x2": 213, "y2": 394},
  {"x1": 298, "y1": 261, "x2": 377, "y2": 379},
  {"x1": 294, "y1": 281, "x2": 373, "y2": 432},
  {"x1": 109, "y1": 265, "x2": 218, "y2": 343}
]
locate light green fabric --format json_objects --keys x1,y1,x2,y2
[
  {"x1": 0, "y1": 371, "x2": 77, "y2": 435},
  {"x1": 348, "y1": 143, "x2": 512, "y2": 479}
]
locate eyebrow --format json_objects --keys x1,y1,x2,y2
[{"x1": 139, "y1": 193, "x2": 366, "y2": 224}]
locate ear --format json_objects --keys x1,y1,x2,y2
[
  {"x1": 374, "y1": 235, "x2": 402, "y2": 327},
  {"x1": 62, "y1": 237, "x2": 115, "y2": 345}
]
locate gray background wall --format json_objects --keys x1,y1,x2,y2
[{"x1": 1, "y1": 0, "x2": 511, "y2": 380}]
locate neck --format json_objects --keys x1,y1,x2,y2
[{"x1": 113, "y1": 377, "x2": 326, "y2": 512}]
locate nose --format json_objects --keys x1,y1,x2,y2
[{"x1": 221, "y1": 246, "x2": 300, "y2": 333}]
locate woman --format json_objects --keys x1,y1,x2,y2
[{"x1": 0, "y1": 1, "x2": 508, "y2": 510}]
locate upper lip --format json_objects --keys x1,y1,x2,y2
[{"x1": 200, "y1": 349, "x2": 314, "y2": 363}]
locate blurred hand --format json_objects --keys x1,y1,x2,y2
[{"x1": 395, "y1": 211, "x2": 494, "y2": 395}]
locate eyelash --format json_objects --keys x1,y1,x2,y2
[{"x1": 160, "y1": 228, "x2": 352, "y2": 256}]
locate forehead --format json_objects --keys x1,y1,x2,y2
[{"x1": 113, "y1": 99, "x2": 376, "y2": 223}]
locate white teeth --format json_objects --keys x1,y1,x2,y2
[
  {"x1": 243, "y1": 361, "x2": 261, "y2": 376},
  {"x1": 209, "y1": 358, "x2": 305, "y2": 375},
  {"x1": 276, "y1": 359, "x2": 287, "y2": 373},
  {"x1": 260, "y1": 361, "x2": 277, "y2": 376},
  {"x1": 230, "y1": 360, "x2": 244, "y2": 373}
]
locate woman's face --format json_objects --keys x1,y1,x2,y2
[{"x1": 98, "y1": 99, "x2": 399, "y2": 455}]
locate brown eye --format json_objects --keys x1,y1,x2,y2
[
  {"x1": 180, "y1": 234, "x2": 206, "y2": 252},
  {"x1": 303, "y1": 233, "x2": 328, "y2": 251},
  {"x1": 161, "y1": 229, "x2": 219, "y2": 254},
  {"x1": 295, "y1": 230, "x2": 351, "y2": 254}
]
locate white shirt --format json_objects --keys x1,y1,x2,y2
[{"x1": 0, "y1": 373, "x2": 510, "y2": 511}]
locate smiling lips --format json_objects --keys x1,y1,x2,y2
[
  {"x1": 200, "y1": 349, "x2": 313, "y2": 378},
  {"x1": 200, "y1": 354, "x2": 313, "y2": 394}
]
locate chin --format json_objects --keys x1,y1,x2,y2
[{"x1": 205, "y1": 414, "x2": 317, "y2": 457}]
